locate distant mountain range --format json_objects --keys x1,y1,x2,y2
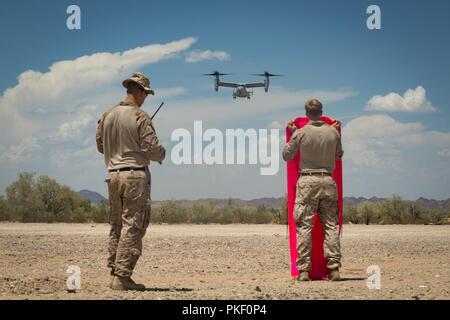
[
  {"x1": 77, "y1": 190, "x2": 450, "y2": 212},
  {"x1": 343, "y1": 196, "x2": 450, "y2": 211},
  {"x1": 77, "y1": 190, "x2": 107, "y2": 204}
]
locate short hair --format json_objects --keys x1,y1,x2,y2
[
  {"x1": 305, "y1": 99, "x2": 323, "y2": 117},
  {"x1": 126, "y1": 82, "x2": 144, "y2": 95}
]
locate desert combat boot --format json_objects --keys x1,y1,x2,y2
[
  {"x1": 109, "y1": 269, "x2": 115, "y2": 288},
  {"x1": 328, "y1": 268, "x2": 341, "y2": 281},
  {"x1": 298, "y1": 271, "x2": 310, "y2": 281},
  {"x1": 111, "y1": 276, "x2": 146, "y2": 291}
]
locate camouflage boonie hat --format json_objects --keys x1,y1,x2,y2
[
  {"x1": 122, "y1": 72, "x2": 155, "y2": 95},
  {"x1": 305, "y1": 98, "x2": 323, "y2": 114}
]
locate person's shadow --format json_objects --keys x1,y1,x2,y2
[
  {"x1": 338, "y1": 276, "x2": 367, "y2": 281},
  {"x1": 143, "y1": 287, "x2": 193, "y2": 292}
]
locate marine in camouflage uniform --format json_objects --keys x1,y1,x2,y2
[
  {"x1": 96, "y1": 72, "x2": 165, "y2": 290},
  {"x1": 282, "y1": 99, "x2": 344, "y2": 281}
]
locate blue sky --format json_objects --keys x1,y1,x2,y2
[{"x1": 1, "y1": 0, "x2": 449, "y2": 200}]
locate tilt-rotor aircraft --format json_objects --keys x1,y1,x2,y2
[{"x1": 203, "y1": 71, "x2": 282, "y2": 99}]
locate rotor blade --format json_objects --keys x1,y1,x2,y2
[
  {"x1": 202, "y1": 72, "x2": 232, "y2": 76},
  {"x1": 252, "y1": 73, "x2": 283, "y2": 77}
]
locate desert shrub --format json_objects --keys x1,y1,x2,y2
[
  {"x1": 277, "y1": 194, "x2": 289, "y2": 225},
  {"x1": 343, "y1": 206, "x2": 359, "y2": 224},
  {"x1": 3, "y1": 174, "x2": 447, "y2": 225},
  {"x1": 216, "y1": 205, "x2": 234, "y2": 224},
  {"x1": 150, "y1": 206, "x2": 164, "y2": 224},
  {"x1": 89, "y1": 202, "x2": 109, "y2": 223},
  {"x1": 426, "y1": 210, "x2": 448, "y2": 225},
  {"x1": 0, "y1": 195, "x2": 11, "y2": 221},
  {"x1": 159, "y1": 200, "x2": 188, "y2": 223},
  {"x1": 5, "y1": 172, "x2": 46, "y2": 222},
  {"x1": 377, "y1": 194, "x2": 407, "y2": 224},
  {"x1": 147, "y1": 201, "x2": 280, "y2": 224},
  {"x1": 357, "y1": 201, "x2": 379, "y2": 225},
  {"x1": 404, "y1": 203, "x2": 425, "y2": 224},
  {"x1": 255, "y1": 205, "x2": 276, "y2": 224},
  {"x1": 2, "y1": 172, "x2": 96, "y2": 223}
]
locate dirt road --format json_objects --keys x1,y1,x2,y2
[{"x1": 0, "y1": 223, "x2": 448, "y2": 300}]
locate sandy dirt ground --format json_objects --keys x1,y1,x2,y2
[{"x1": 0, "y1": 223, "x2": 449, "y2": 300}]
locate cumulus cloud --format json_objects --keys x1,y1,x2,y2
[
  {"x1": 0, "y1": 38, "x2": 198, "y2": 146},
  {"x1": 55, "y1": 113, "x2": 95, "y2": 141},
  {"x1": 365, "y1": 86, "x2": 435, "y2": 112},
  {"x1": 0, "y1": 38, "x2": 197, "y2": 114},
  {"x1": 0, "y1": 137, "x2": 41, "y2": 162},
  {"x1": 185, "y1": 50, "x2": 230, "y2": 63},
  {"x1": 344, "y1": 114, "x2": 426, "y2": 168},
  {"x1": 342, "y1": 114, "x2": 450, "y2": 198}
]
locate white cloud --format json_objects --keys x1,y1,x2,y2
[
  {"x1": 345, "y1": 114, "x2": 424, "y2": 141},
  {"x1": 185, "y1": 50, "x2": 230, "y2": 63},
  {"x1": 55, "y1": 113, "x2": 94, "y2": 141},
  {"x1": 0, "y1": 137, "x2": 40, "y2": 162},
  {"x1": 0, "y1": 38, "x2": 198, "y2": 146},
  {"x1": 156, "y1": 87, "x2": 187, "y2": 98},
  {"x1": 438, "y1": 149, "x2": 450, "y2": 158},
  {"x1": 50, "y1": 145, "x2": 99, "y2": 169},
  {"x1": 365, "y1": 86, "x2": 435, "y2": 112},
  {"x1": 343, "y1": 114, "x2": 426, "y2": 169},
  {"x1": 0, "y1": 38, "x2": 197, "y2": 114},
  {"x1": 342, "y1": 114, "x2": 450, "y2": 198}
]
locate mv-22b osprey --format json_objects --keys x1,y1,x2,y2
[{"x1": 203, "y1": 71, "x2": 282, "y2": 99}]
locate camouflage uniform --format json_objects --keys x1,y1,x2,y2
[
  {"x1": 105, "y1": 169, "x2": 152, "y2": 277},
  {"x1": 283, "y1": 110, "x2": 343, "y2": 273},
  {"x1": 96, "y1": 72, "x2": 165, "y2": 278},
  {"x1": 294, "y1": 175, "x2": 340, "y2": 272}
]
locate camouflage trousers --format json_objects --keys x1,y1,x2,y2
[
  {"x1": 105, "y1": 169, "x2": 151, "y2": 278},
  {"x1": 294, "y1": 175, "x2": 341, "y2": 272}
]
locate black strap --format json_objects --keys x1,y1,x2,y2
[{"x1": 109, "y1": 167, "x2": 146, "y2": 173}]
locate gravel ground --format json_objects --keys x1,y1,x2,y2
[{"x1": 0, "y1": 223, "x2": 449, "y2": 300}]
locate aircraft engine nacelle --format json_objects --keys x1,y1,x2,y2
[
  {"x1": 264, "y1": 77, "x2": 269, "y2": 92},
  {"x1": 214, "y1": 77, "x2": 219, "y2": 92}
]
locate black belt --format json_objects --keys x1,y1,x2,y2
[
  {"x1": 301, "y1": 172, "x2": 331, "y2": 176},
  {"x1": 109, "y1": 167, "x2": 146, "y2": 173}
]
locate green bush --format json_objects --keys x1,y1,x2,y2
[
  {"x1": 357, "y1": 201, "x2": 379, "y2": 225},
  {"x1": 378, "y1": 194, "x2": 406, "y2": 224},
  {"x1": 277, "y1": 194, "x2": 289, "y2": 225},
  {"x1": 342, "y1": 195, "x2": 450, "y2": 225},
  {"x1": 1, "y1": 172, "x2": 96, "y2": 223},
  {"x1": 0, "y1": 195, "x2": 10, "y2": 221},
  {"x1": 2, "y1": 173, "x2": 448, "y2": 225},
  {"x1": 148, "y1": 201, "x2": 281, "y2": 224},
  {"x1": 343, "y1": 206, "x2": 359, "y2": 224}
]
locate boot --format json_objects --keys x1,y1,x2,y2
[
  {"x1": 298, "y1": 271, "x2": 310, "y2": 282},
  {"x1": 328, "y1": 268, "x2": 341, "y2": 281},
  {"x1": 109, "y1": 269, "x2": 115, "y2": 288},
  {"x1": 111, "y1": 275, "x2": 145, "y2": 291}
]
